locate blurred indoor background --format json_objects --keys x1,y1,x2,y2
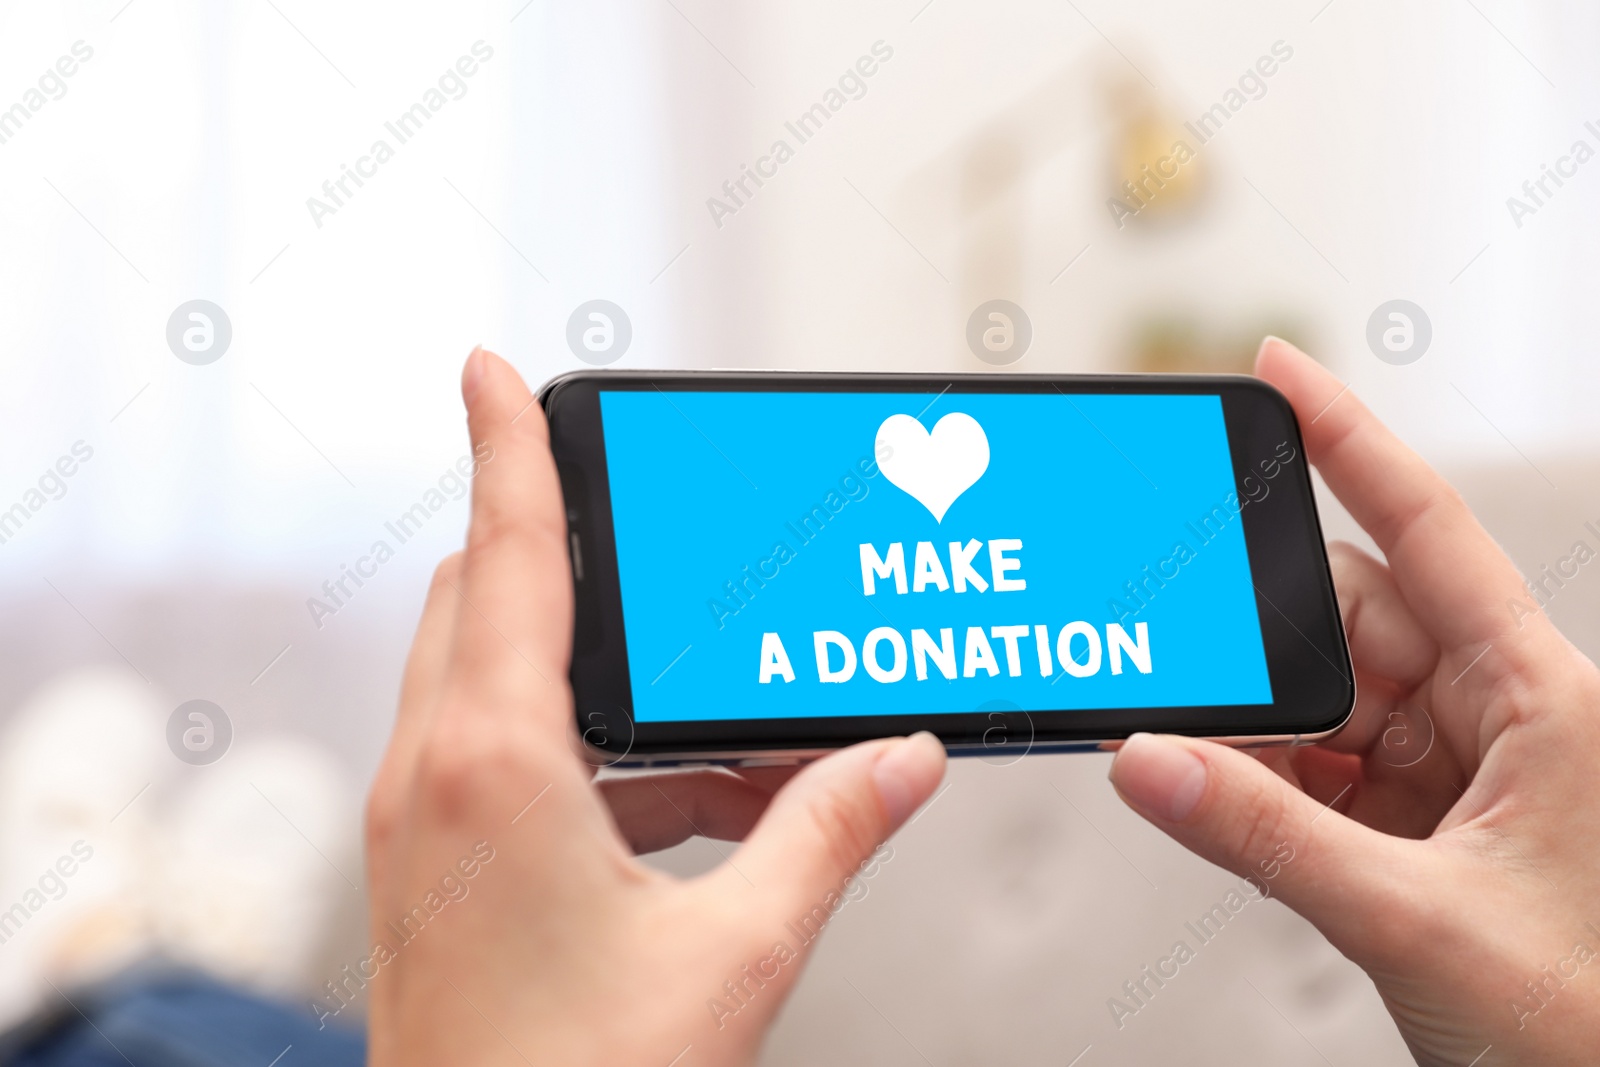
[{"x1": 2, "y1": 0, "x2": 1598, "y2": 1063}]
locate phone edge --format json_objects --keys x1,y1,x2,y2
[{"x1": 548, "y1": 368, "x2": 1357, "y2": 769}]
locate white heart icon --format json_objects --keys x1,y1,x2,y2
[{"x1": 875, "y1": 412, "x2": 990, "y2": 523}]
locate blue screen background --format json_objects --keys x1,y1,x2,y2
[{"x1": 598, "y1": 390, "x2": 1272, "y2": 722}]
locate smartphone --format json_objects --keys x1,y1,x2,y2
[{"x1": 541, "y1": 371, "x2": 1353, "y2": 767}]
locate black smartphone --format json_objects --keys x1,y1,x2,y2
[{"x1": 541, "y1": 371, "x2": 1352, "y2": 766}]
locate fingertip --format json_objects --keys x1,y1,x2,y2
[
  {"x1": 1253, "y1": 334, "x2": 1314, "y2": 381},
  {"x1": 1110, "y1": 733, "x2": 1208, "y2": 823},
  {"x1": 461, "y1": 345, "x2": 514, "y2": 388},
  {"x1": 1255, "y1": 334, "x2": 1287, "y2": 366},
  {"x1": 1253, "y1": 337, "x2": 1350, "y2": 433},
  {"x1": 872, "y1": 732, "x2": 946, "y2": 828},
  {"x1": 462, "y1": 346, "x2": 486, "y2": 406},
  {"x1": 460, "y1": 348, "x2": 544, "y2": 441}
]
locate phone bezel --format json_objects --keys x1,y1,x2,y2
[{"x1": 541, "y1": 370, "x2": 1353, "y2": 765}]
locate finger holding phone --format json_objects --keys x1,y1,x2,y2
[{"x1": 1111, "y1": 338, "x2": 1600, "y2": 1065}]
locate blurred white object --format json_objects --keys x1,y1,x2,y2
[
  {"x1": 0, "y1": 667, "x2": 358, "y2": 1029},
  {"x1": 153, "y1": 735, "x2": 358, "y2": 997},
  {"x1": 0, "y1": 668, "x2": 168, "y2": 1028}
]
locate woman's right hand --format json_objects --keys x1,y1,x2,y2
[{"x1": 1110, "y1": 337, "x2": 1600, "y2": 1066}]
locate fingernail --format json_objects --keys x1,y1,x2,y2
[
  {"x1": 1110, "y1": 733, "x2": 1207, "y2": 822},
  {"x1": 873, "y1": 732, "x2": 945, "y2": 827},
  {"x1": 1257, "y1": 335, "x2": 1287, "y2": 360},
  {"x1": 1259, "y1": 334, "x2": 1309, "y2": 361},
  {"x1": 462, "y1": 346, "x2": 486, "y2": 405}
]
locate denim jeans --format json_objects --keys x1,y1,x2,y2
[{"x1": 0, "y1": 969, "x2": 365, "y2": 1067}]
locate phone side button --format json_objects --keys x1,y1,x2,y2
[{"x1": 569, "y1": 532, "x2": 585, "y2": 581}]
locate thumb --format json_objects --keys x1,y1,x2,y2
[
  {"x1": 1110, "y1": 733, "x2": 1411, "y2": 949},
  {"x1": 722, "y1": 733, "x2": 945, "y2": 922}
]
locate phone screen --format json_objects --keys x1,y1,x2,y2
[{"x1": 598, "y1": 390, "x2": 1275, "y2": 724}]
